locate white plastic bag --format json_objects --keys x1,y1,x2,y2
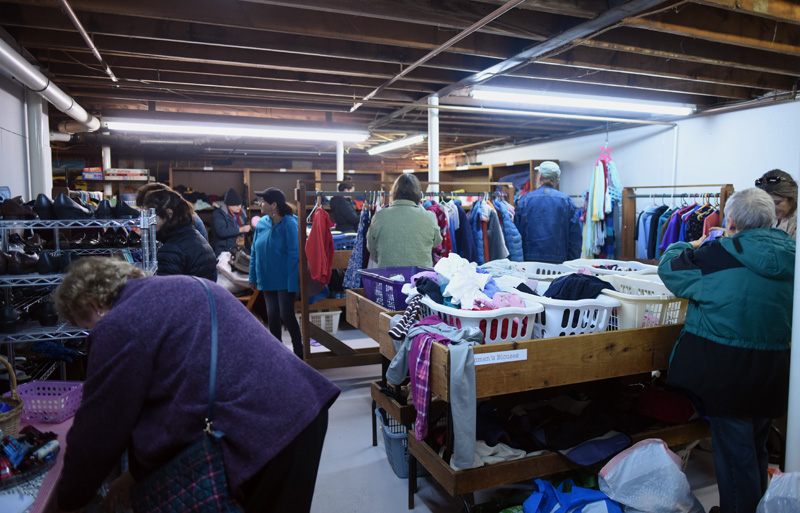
[
  {"x1": 756, "y1": 471, "x2": 800, "y2": 513},
  {"x1": 598, "y1": 438, "x2": 703, "y2": 513}
]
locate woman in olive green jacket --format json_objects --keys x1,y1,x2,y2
[{"x1": 367, "y1": 174, "x2": 442, "y2": 268}]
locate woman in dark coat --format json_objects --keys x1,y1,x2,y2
[
  {"x1": 328, "y1": 181, "x2": 359, "y2": 232},
  {"x1": 141, "y1": 189, "x2": 217, "y2": 280}
]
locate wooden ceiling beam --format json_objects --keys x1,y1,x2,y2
[
  {"x1": 585, "y1": 27, "x2": 800, "y2": 77},
  {"x1": 2, "y1": 4, "x2": 516, "y2": 65},
  {"x1": 17, "y1": 30, "x2": 469, "y2": 84},
  {"x1": 543, "y1": 45, "x2": 795, "y2": 92},
  {"x1": 0, "y1": 0, "x2": 532, "y2": 57},
  {"x1": 503, "y1": 63, "x2": 755, "y2": 100},
  {"x1": 237, "y1": 0, "x2": 558, "y2": 39},
  {"x1": 628, "y1": 3, "x2": 800, "y2": 56},
  {"x1": 692, "y1": 0, "x2": 800, "y2": 24},
  {"x1": 41, "y1": 58, "x2": 438, "y2": 97},
  {"x1": 479, "y1": 0, "x2": 606, "y2": 19}
]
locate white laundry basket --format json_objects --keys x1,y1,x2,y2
[
  {"x1": 521, "y1": 292, "x2": 621, "y2": 338},
  {"x1": 517, "y1": 262, "x2": 577, "y2": 281},
  {"x1": 419, "y1": 297, "x2": 544, "y2": 344},
  {"x1": 598, "y1": 275, "x2": 688, "y2": 330},
  {"x1": 563, "y1": 258, "x2": 659, "y2": 276}
]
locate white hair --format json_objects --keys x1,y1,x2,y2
[{"x1": 724, "y1": 188, "x2": 775, "y2": 231}]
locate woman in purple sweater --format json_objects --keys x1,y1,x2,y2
[{"x1": 47, "y1": 257, "x2": 340, "y2": 513}]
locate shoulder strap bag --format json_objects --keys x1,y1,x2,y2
[{"x1": 130, "y1": 277, "x2": 244, "y2": 512}]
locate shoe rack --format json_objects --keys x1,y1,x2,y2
[{"x1": 0, "y1": 211, "x2": 158, "y2": 376}]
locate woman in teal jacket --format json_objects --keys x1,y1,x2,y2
[
  {"x1": 658, "y1": 187, "x2": 795, "y2": 513},
  {"x1": 249, "y1": 188, "x2": 302, "y2": 358}
]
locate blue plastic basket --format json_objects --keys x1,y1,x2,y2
[
  {"x1": 375, "y1": 408, "x2": 429, "y2": 479},
  {"x1": 357, "y1": 266, "x2": 432, "y2": 310},
  {"x1": 332, "y1": 233, "x2": 356, "y2": 251}
]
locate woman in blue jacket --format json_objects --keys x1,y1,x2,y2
[{"x1": 249, "y1": 188, "x2": 302, "y2": 358}]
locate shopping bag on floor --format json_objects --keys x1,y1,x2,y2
[
  {"x1": 756, "y1": 470, "x2": 800, "y2": 513},
  {"x1": 598, "y1": 439, "x2": 703, "y2": 513},
  {"x1": 523, "y1": 478, "x2": 622, "y2": 513}
]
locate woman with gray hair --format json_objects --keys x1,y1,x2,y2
[
  {"x1": 755, "y1": 168, "x2": 797, "y2": 238},
  {"x1": 658, "y1": 187, "x2": 795, "y2": 513},
  {"x1": 366, "y1": 173, "x2": 441, "y2": 267}
]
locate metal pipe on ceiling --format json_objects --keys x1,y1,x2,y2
[
  {"x1": 57, "y1": 0, "x2": 118, "y2": 83},
  {"x1": 0, "y1": 37, "x2": 100, "y2": 131},
  {"x1": 349, "y1": 0, "x2": 526, "y2": 113}
]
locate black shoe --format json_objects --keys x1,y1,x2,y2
[
  {"x1": 99, "y1": 228, "x2": 117, "y2": 248},
  {"x1": 115, "y1": 227, "x2": 130, "y2": 248},
  {"x1": 79, "y1": 229, "x2": 103, "y2": 249},
  {"x1": 7, "y1": 251, "x2": 39, "y2": 275},
  {"x1": 128, "y1": 230, "x2": 142, "y2": 247},
  {"x1": 0, "y1": 198, "x2": 37, "y2": 220},
  {"x1": 45, "y1": 232, "x2": 71, "y2": 251},
  {"x1": 94, "y1": 200, "x2": 113, "y2": 219},
  {"x1": 32, "y1": 301, "x2": 59, "y2": 327},
  {"x1": 113, "y1": 201, "x2": 140, "y2": 219},
  {"x1": 0, "y1": 306, "x2": 21, "y2": 333},
  {"x1": 0, "y1": 250, "x2": 8, "y2": 274},
  {"x1": 53, "y1": 193, "x2": 92, "y2": 219},
  {"x1": 32, "y1": 193, "x2": 56, "y2": 220},
  {"x1": 69, "y1": 231, "x2": 86, "y2": 247},
  {"x1": 36, "y1": 250, "x2": 60, "y2": 274}
]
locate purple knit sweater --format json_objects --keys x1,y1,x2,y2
[{"x1": 57, "y1": 276, "x2": 340, "y2": 510}]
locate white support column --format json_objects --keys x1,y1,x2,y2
[
  {"x1": 336, "y1": 140, "x2": 344, "y2": 182},
  {"x1": 787, "y1": 197, "x2": 800, "y2": 471},
  {"x1": 102, "y1": 144, "x2": 113, "y2": 197},
  {"x1": 427, "y1": 96, "x2": 439, "y2": 193},
  {"x1": 24, "y1": 89, "x2": 49, "y2": 198}
]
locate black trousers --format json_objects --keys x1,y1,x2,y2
[
  {"x1": 240, "y1": 408, "x2": 329, "y2": 513},
  {"x1": 263, "y1": 289, "x2": 303, "y2": 358}
]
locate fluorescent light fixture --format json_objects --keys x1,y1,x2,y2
[
  {"x1": 471, "y1": 88, "x2": 694, "y2": 116},
  {"x1": 103, "y1": 118, "x2": 369, "y2": 142},
  {"x1": 367, "y1": 134, "x2": 427, "y2": 155}
]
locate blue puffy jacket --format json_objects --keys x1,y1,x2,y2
[
  {"x1": 493, "y1": 199, "x2": 523, "y2": 262},
  {"x1": 514, "y1": 187, "x2": 582, "y2": 263},
  {"x1": 468, "y1": 201, "x2": 486, "y2": 265}
]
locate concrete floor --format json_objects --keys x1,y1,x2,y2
[{"x1": 281, "y1": 325, "x2": 721, "y2": 512}]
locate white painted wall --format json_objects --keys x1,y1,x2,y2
[
  {"x1": 478, "y1": 100, "x2": 800, "y2": 212},
  {"x1": 0, "y1": 72, "x2": 30, "y2": 200}
]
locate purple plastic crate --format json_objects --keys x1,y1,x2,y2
[
  {"x1": 356, "y1": 266, "x2": 432, "y2": 310},
  {"x1": 16, "y1": 381, "x2": 83, "y2": 423}
]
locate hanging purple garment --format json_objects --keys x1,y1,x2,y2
[{"x1": 343, "y1": 208, "x2": 371, "y2": 288}]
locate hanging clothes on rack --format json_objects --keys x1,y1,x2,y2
[
  {"x1": 306, "y1": 206, "x2": 335, "y2": 286},
  {"x1": 582, "y1": 147, "x2": 621, "y2": 258},
  {"x1": 492, "y1": 197, "x2": 523, "y2": 262},
  {"x1": 342, "y1": 203, "x2": 373, "y2": 289}
]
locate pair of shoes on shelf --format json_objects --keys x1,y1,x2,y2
[
  {"x1": 4, "y1": 250, "x2": 39, "y2": 275},
  {"x1": 1, "y1": 196, "x2": 38, "y2": 220},
  {"x1": 7, "y1": 233, "x2": 43, "y2": 253},
  {"x1": 36, "y1": 251, "x2": 79, "y2": 275},
  {"x1": 0, "y1": 368, "x2": 32, "y2": 382},
  {"x1": 28, "y1": 300, "x2": 59, "y2": 327},
  {"x1": 53, "y1": 193, "x2": 93, "y2": 220}
]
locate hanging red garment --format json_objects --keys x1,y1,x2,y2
[
  {"x1": 426, "y1": 203, "x2": 452, "y2": 263},
  {"x1": 307, "y1": 208, "x2": 335, "y2": 285}
]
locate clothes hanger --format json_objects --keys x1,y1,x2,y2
[{"x1": 306, "y1": 192, "x2": 322, "y2": 223}]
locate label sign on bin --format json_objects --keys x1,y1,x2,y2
[{"x1": 474, "y1": 349, "x2": 528, "y2": 366}]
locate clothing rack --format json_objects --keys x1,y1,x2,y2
[
  {"x1": 296, "y1": 179, "x2": 511, "y2": 370},
  {"x1": 620, "y1": 184, "x2": 734, "y2": 260}
]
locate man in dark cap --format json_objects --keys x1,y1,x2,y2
[{"x1": 211, "y1": 188, "x2": 250, "y2": 256}]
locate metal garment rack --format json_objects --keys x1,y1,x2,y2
[
  {"x1": 620, "y1": 184, "x2": 734, "y2": 260},
  {"x1": 295, "y1": 179, "x2": 511, "y2": 370}
]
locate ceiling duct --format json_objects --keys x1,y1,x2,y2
[{"x1": 0, "y1": 36, "x2": 100, "y2": 132}]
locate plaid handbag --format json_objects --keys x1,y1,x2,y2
[{"x1": 130, "y1": 277, "x2": 244, "y2": 513}]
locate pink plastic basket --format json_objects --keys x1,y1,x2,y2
[{"x1": 16, "y1": 381, "x2": 83, "y2": 423}]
